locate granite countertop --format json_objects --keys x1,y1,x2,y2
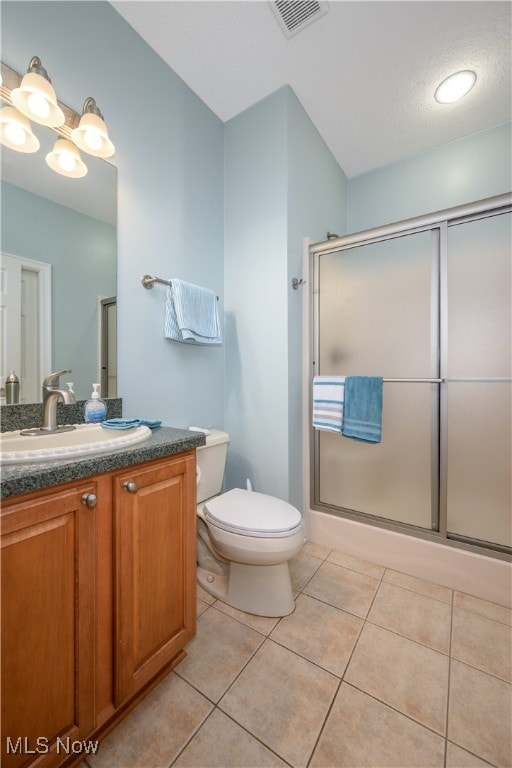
[{"x1": 1, "y1": 426, "x2": 206, "y2": 500}]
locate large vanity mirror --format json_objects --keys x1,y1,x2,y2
[{"x1": 1, "y1": 120, "x2": 117, "y2": 403}]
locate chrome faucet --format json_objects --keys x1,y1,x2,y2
[{"x1": 40, "y1": 369, "x2": 77, "y2": 433}]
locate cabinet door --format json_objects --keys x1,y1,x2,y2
[
  {"x1": 114, "y1": 453, "x2": 196, "y2": 704},
  {"x1": 1, "y1": 485, "x2": 96, "y2": 768}
]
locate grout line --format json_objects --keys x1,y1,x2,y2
[
  {"x1": 266, "y1": 632, "x2": 349, "y2": 679},
  {"x1": 342, "y1": 680, "x2": 448, "y2": 740},
  {"x1": 207, "y1": 602, "x2": 280, "y2": 638},
  {"x1": 382, "y1": 569, "x2": 454, "y2": 606},
  {"x1": 363, "y1": 615, "x2": 451, "y2": 657},
  {"x1": 452, "y1": 601, "x2": 512, "y2": 628},
  {"x1": 306, "y1": 676, "x2": 343, "y2": 767},
  {"x1": 445, "y1": 739, "x2": 500, "y2": 768},
  {"x1": 295, "y1": 588, "x2": 373, "y2": 622},
  {"x1": 168, "y1": 701, "x2": 214, "y2": 767},
  {"x1": 217, "y1": 707, "x2": 295, "y2": 767},
  {"x1": 443, "y1": 593, "x2": 455, "y2": 768},
  {"x1": 453, "y1": 587, "x2": 512, "y2": 614}
]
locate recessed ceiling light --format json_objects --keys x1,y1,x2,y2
[{"x1": 435, "y1": 70, "x2": 476, "y2": 104}]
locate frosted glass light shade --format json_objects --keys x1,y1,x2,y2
[
  {"x1": 71, "y1": 111, "x2": 115, "y2": 158},
  {"x1": 0, "y1": 105, "x2": 40, "y2": 153},
  {"x1": 46, "y1": 138, "x2": 87, "y2": 178},
  {"x1": 11, "y1": 71, "x2": 65, "y2": 127},
  {"x1": 435, "y1": 70, "x2": 476, "y2": 104}
]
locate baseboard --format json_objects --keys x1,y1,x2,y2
[{"x1": 305, "y1": 508, "x2": 512, "y2": 608}]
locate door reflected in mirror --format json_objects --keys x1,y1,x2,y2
[{"x1": 1, "y1": 120, "x2": 117, "y2": 402}]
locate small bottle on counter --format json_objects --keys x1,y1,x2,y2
[
  {"x1": 5, "y1": 370, "x2": 20, "y2": 404},
  {"x1": 84, "y1": 383, "x2": 106, "y2": 423}
]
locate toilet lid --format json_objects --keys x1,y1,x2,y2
[{"x1": 204, "y1": 488, "x2": 303, "y2": 538}]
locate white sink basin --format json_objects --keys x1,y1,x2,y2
[{"x1": 0, "y1": 423, "x2": 152, "y2": 464}]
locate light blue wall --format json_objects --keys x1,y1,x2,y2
[
  {"x1": 224, "y1": 90, "x2": 289, "y2": 496},
  {"x1": 348, "y1": 122, "x2": 512, "y2": 232},
  {"x1": 2, "y1": 182, "x2": 115, "y2": 400},
  {"x1": 286, "y1": 90, "x2": 347, "y2": 507},
  {"x1": 2, "y1": 1, "x2": 225, "y2": 428},
  {"x1": 224, "y1": 87, "x2": 346, "y2": 503}
]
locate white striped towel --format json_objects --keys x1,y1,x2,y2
[
  {"x1": 312, "y1": 376, "x2": 346, "y2": 432},
  {"x1": 165, "y1": 279, "x2": 222, "y2": 345}
]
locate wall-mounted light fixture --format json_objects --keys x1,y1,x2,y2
[
  {"x1": 0, "y1": 58, "x2": 115, "y2": 179},
  {"x1": 71, "y1": 97, "x2": 114, "y2": 158},
  {"x1": 46, "y1": 137, "x2": 87, "y2": 178},
  {"x1": 0, "y1": 104, "x2": 40, "y2": 152},
  {"x1": 10, "y1": 56, "x2": 65, "y2": 127}
]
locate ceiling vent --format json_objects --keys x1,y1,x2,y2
[{"x1": 270, "y1": 1, "x2": 330, "y2": 39}]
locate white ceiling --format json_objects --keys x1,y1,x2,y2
[{"x1": 111, "y1": 0, "x2": 511, "y2": 178}]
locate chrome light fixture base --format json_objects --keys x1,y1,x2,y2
[
  {"x1": 10, "y1": 56, "x2": 65, "y2": 127},
  {"x1": 71, "y1": 96, "x2": 115, "y2": 158}
]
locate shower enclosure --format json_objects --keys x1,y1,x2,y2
[{"x1": 310, "y1": 194, "x2": 511, "y2": 557}]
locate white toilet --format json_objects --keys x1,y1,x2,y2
[{"x1": 195, "y1": 430, "x2": 304, "y2": 617}]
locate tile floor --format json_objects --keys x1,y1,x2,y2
[{"x1": 86, "y1": 542, "x2": 512, "y2": 768}]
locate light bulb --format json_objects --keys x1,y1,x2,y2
[
  {"x1": 27, "y1": 91, "x2": 50, "y2": 119},
  {"x1": 70, "y1": 99, "x2": 115, "y2": 158},
  {"x1": 4, "y1": 121, "x2": 27, "y2": 146},
  {"x1": 435, "y1": 71, "x2": 476, "y2": 104},
  {"x1": 58, "y1": 151, "x2": 77, "y2": 173},
  {"x1": 46, "y1": 138, "x2": 87, "y2": 177},
  {"x1": 83, "y1": 128, "x2": 103, "y2": 151}
]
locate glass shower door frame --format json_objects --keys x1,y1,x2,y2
[
  {"x1": 312, "y1": 222, "x2": 443, "y2": 535},
  {"x1": 310, "y1": 193, "x2": 512, "y2": 558}
]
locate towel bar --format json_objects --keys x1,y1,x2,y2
[
  {"x1": 141, "y1": 275, "x2": 219, "y2": 299},
  {"x1": 141, "y1": 275, "x2": 172, "y2": 289},
  {"x1": 384, "y1": 378, "x2": 444, "y2": 383}
]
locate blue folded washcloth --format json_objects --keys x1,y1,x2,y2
[
  {"x1": 312, "y1": 376, "x2": 346, "y2": 432},
  {"x1": 342, "y1": 376, "x2": 383, "y2": 443},
  {"x1": 101, "y1": 418, "x2": 162, "y2": 430},
  {"x1": 165, "y1": 279, "x2": 222, "y2": 345}
]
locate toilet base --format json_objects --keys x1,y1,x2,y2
[{"x1": 197, "y1": 561, "x2": 296, "y2": 617}]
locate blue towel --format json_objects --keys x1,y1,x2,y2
[
  {"x1": 165, "y1": 279, "x2": 221, "y2": 345},
  {"x1": 101, "y1": 418, "x2": 162, "y2": 430},
  {"x1": 342, "y1": 376, "x2": 383, "y2": 443},
  {"x1": 312, "y1": 376, "x2": 346, "y2": 432}
]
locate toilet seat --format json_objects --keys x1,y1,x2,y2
[{"x1": 204, "y1": 488, "x2": 302, "y2": 538}]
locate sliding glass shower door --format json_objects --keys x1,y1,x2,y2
[
  {"x1": 445, "y1": 213, "x2": 511, "y2": 548},
  {"x1": 313, "y1": 202, "x2": 511, "y2": 553},
  {"x1": 315, "y1": 229, "x2": 439, "y2": 530}
]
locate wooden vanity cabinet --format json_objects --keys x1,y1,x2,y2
[
  {"x1": 1, "y1": 450, "x2": 197, "y2": 768},
  {"x1": 1, "y1": 482, "x2": 98, "y2": 768},
  {"x1": 113, "y1": 451, "x2": 197, "y2": 704}
]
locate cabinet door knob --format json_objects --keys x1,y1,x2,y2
[
  {"x1": 123, "y1": 481, "x2": 138, "y2": 493},
  {"x1": 81, "y1": 492, "x2": 98, "y2": 508}
]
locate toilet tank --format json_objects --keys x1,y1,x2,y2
[{"x1": 196, "y1": 429, "x2": 230, "y2": 503}]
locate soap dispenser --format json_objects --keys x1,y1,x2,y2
[{"x1": 84, "y1": 383, "x2": 106, "y2": 424}]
